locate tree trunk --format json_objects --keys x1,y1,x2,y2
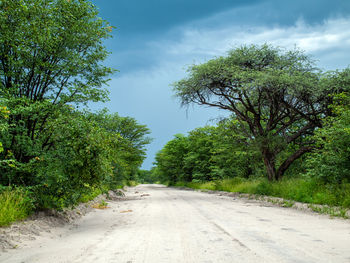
[
  {"x1": 276, "y1": 146, "x2": 313, "y2": 180},
  {"x1": 262, "y1": 149, "x2": 276, "y2": 181}
]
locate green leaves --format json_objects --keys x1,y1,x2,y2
[
  {"x1": 0, "y1": 0, "x2": 115, "y2": 105},
  {"x1": 154, "y1": 120, "x2": 262, "y2": 184},
  {"x1": 173, "y1": 44, "x2": 330, "y2": 180},
  {"x1": 0, "y1": 108, "x2": 152, "y2": 209},
  {"x1": 307, "y1": 92, "x2": 350, "y2": 183},
  {"x1": 0, "y1": 0, "x2": 152, "y2": 210}
]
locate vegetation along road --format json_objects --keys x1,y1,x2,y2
[{"x1": 1, "y1": 184, "x2": 349, "y2": 263}]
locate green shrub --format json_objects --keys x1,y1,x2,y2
[
  {"x1": 78, "y1": 187, "x2": 103, "y2": 203},
  {"x1": 126, "y1": 180, "x2": 139, "y2": 187}
]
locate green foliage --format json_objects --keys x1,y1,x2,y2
[
  {"x1": 78, "y1": 187, "x2": 103, "y2": 204},
  {"x1": 126, "y1": 180, "x2": 139, "y2": 187},
  {"x1": 0, "y1": 0, "x2": 115, "y2": 187},
  {"x1": 215, "y1": 178, "x2": 262, "y2": 193},
  {"x1": 153, "y1": 44, "x2": 350, "y2": 215},
  {"x1": 148, "y1": 166, "x2": 163, "y2": 184},
  {"x1": 0, "y1": 0, "x2": 114, "y2": 104},
  {"x1": 153, "y1": 119, "x2": 262, "y2": 185},
  {"x1": 0, "y1": 0, "x2": 115, "y2": 169},
  {"x1": 210, "y1": 118, "x2": 262, "y2": 179},
  {"x1": 154, "y1": 87, "x2": 350, "y2": 213},
  {"x1": 0, "y1": 106, "x2": 151, "y2": 211},
  {"x1": 0, "y1": 0, "x2": 152, "y2": 216},
  {"x1": 307, "y1": 91, "x2": 350, "y2": 183},
  {"x1": 30, "y1": 110, "x2": 111, "y2": 208},
  {"x1": 152, "y1": 46, "x2": 350, "y2": 218},
  {"x1": 155, "y1": 134, "x2": 190, "y2": 184},
  {"x1": 5, "y1": 108, "x2": 150, "y2": 210},
  {"x1": 0, "y1": 187, "x2": 34, "y2": 226},
  {"x1": 89, "y1": 110, "x2": 152, "y2": 182},
  {"x1": 0, "y1": 105, "x2": 10, "y2": 154},
  {"x1": 173, "y1": 44, "x2": 333, "y2": 180},
  {"x1": 137, "y1": 169, "x2": 158, "y2": 183}
]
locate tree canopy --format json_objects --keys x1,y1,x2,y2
[
  {"x1": 0, "y1": 0, "x2": 114, "y2": 104},
  {"x1": 173, "y1": 44, "x2": 332, "y2": 180},
  {"x1": 0, "y1": 0, "x2": 116, "y2": 164}
]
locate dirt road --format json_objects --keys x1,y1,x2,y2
[{"x1": 1, "y1": 184, "x2": 349, "y2": 263}]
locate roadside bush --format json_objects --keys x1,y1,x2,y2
[{"x1": 77, "y1": 187, "x2": 103, "y2": 203}]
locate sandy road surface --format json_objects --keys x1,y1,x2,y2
[{"x1": 1, "y1": 184, "x2": 350, "y2": 263}]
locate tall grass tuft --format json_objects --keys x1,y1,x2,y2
[{"x1": 0, "y1": 188, "x2": 34, "y2": 226}]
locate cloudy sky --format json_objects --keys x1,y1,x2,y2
[{"x1": 91, "y1": 0, "x2": 350, "y2": 169}]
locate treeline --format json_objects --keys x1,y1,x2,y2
[
  {"x1": 154, "y1": 121, "x2": 262, "y2": 183},
  {"x1": 152, "y1": 45, "x2": 350, "y2": 209},
  {"x1": 0, "y1": 0, "x2": 150, "y2": 225},
  {"x1": 154, "y1": 101, "x2": 350, "y2": 185},
  {"x1": 0, "y1": 108, "x2": 150, "y2": 209}
]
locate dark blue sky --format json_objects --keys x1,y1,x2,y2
[{"x1": 91, "y1": 0, "x2": 350, "y2": 169}]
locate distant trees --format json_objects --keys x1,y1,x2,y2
[
  {"x1": 88, "y1": 111, "x2": 152, "y2": 182},
  {"x1": 155, "y1": 134, "x2": 189, "y2": 184},
  {"x1": 173, "y1": 44, "x2": 336, "y2": 180},
  {"x1": 154, "y1": 119, "x2": 261, "y2": 185}
]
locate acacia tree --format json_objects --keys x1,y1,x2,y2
[
  {"x1": 173, "y1": 44, "x2": 330, "y2": 181},
  {"x1": 0, "y1": 0, "x2": 114, "y2": 162}
]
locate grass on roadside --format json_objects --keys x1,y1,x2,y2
[
  {"x1": 174, "y1": 177, "x2": 350, "y2": 210},
  {"x1": 0, "y1": 188, "x2": 34, "y2": 227},
  {"x1": 125, "y1": 180, "x2": 139, "y2": 187},
  {"x1": 0, "y1": 180, "x2": 133, "y2": 227}
]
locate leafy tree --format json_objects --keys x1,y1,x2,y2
[
  {"x1": 0, "y1": 0, "x2": 113, "y2": 104},
  {"x1": 183, "y1": 127, "x2": 216, "y2": 181},
  {"x1": 89, "y1": 111, "x2": 152, "y2": 181},
  {"x1": 153, "y1": 120, "x2": 262, "y2": 184},
  {"x1": 212, "y1": 118, "x2": 262, "y2": 179},
  {"x1": 0, "y1": 0, "x2": 114, "y2": 163},
  {"x1": 154, "y1": 134, "x2": 189, "y2": 184},
  {"x1": 0, "y1": 105, "x2": 9, "y2": 153},
  {"x1": 307, "y1": 92, "x2": 350, "y2": 183},
  {"x1": 31, "y1": 108, "x2": 114, "y2": 208},
  {"x1": 173, "y1": 44, "x2": 329, "y2": 180},
  {"x1": 0, "y1": 0, "x2": 153, "y2": 211},
  {"x1": 0, "y1": 107, "x2": 152, "y2": 208}
]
